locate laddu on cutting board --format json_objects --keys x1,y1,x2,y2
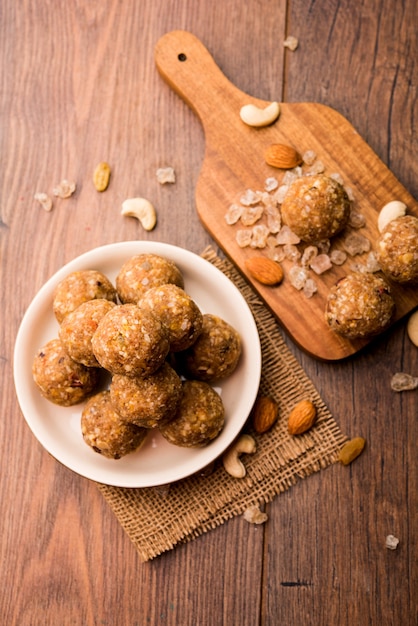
[{"x1": 155, "y1": 30, "x2": 418, "y2": 361}]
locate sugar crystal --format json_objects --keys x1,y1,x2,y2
[
  {"x1": 240, "y1": 189, "x2": 260, "y2": 206},
  {"x1": 156, "y1": 167, "x2": 176, "y2": 184},
  {"x1": 302, "y1": 150, "x2": 317, "y2": 166},
  {"x1": 266, "y1": 210, "x2": 281, "y2": 234},
  {"x1": 301, "y1": 246, "x2": 318, "y2": 267},
  {"x1": 365, "y1": 251, "x2": 381, "y2": 273},
  {"x1": 330, "y1": 249, "x2": 347, "y2": 265},
  {"x1": 265, "y1": 177, "x2": 279, "y2": 192},
  {"x1": 288, "y1": 265, "x2": 309, "y2": 290},
  {"x1": 224, "y1": 203, "x2": 243, "y2": 225},
  {"x1": 250, "y1": 224, "x2": 270, "y2": 248},
  {"x1": 309, "y1": 254, "x2": 332, "y2": 275},
  {"x1": 303, "y1": 278, "x2": 318, "y2": 298},
  {"x1": 284, "y1": 244, "x2": 301, "y2": 262},
  {"x1": 343, "y1": 232, "x2": 371, "y2": 256},
  {"x1": 274, "y1": 185, "x2": 289, "y2": 204},
  {"x1": 276, "y1": 225, "x2": 300, "y2": 245},
  {"x1": 236, "y1": 229, "x2": 252, "y2": 248},
  {"x1": 241, "y1": 204, "x2": 264, "y2": 226},
  {"x1": 390, "y1": 372, "x2": 418, "y2": 392},
  {"x1": 305, "y1": 160, "x2": 325, "y2": 175},
  {"x1": 349, "y1": 210, "x2": 366, "y2": 229}
]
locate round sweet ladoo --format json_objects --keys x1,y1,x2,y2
[
  {"x1": 159, "y1": 380, "x2": 225, "y2": 448},
  {"x1": 109, "y1": 362, "x2": 183, "y2": 429},
  {"x1": 58, "y1": 299, "x2": 116, "y2": 367},
  {"x1": 281, "y1": 174, "x2": 351, "y2": 243},
  {"x1": 375, "y1": 215, "x2": 418, "y2": 284},
  {"x1": 81, "y1": 391, "x2": 147, "y2": 460},
  {"x1": 115, "y1": 254, "x2": 184, "y2": 304},
  {"x1": 177, "y1": 314, "x2": 242, "y2": 382},
  {"x1": 32, "y1": 338, "x2": 100, "y2": 406},
  {"x1": 52, "y1": 270, "x2": 118, "y2": 323},
  {"x1": 139, "y1": 284, "x2": 203, "y2": 352},
  {"x1": 91, "y1": 303, "x2": 169, "y2": 377},
  {"x1": 325, "y1": 272, "x2": 395, "y2": 339}
]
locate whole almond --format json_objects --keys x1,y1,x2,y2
[
  {"x1": 288, "y1": 399, "x2": 317, "y2": 435},
  {"x1": 245, "y1": 256, "x2": 284, "y2": 286},
  {"x1": 265, "y1": 143, "x2": 302, "y2": 169},
  {"x1": 251, "y1": 396, "x2": 279, "y2": 434}
]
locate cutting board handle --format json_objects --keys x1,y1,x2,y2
[{"x1": 155, "y1": 30, "x2": 271, "y2": 130}]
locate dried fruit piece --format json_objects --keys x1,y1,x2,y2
[
  {"x1": 338, "y1": 437, "x2": 366, "y2": 465},
  {"x1": 287, "y1": 399, "x2": 317, "y2": 435},
  {"x1": 245, "y1": 256, "x2": 284, "y2": 286},
  {"x1": 250, "y1": 395, "x2": 279, "y2": 434},
  {"x1": 34, "y1": 192, "x2": 52, "y2": 212},
  {"x1": 93, "y1": 161, "x2": 111, "y2": 192},
  {"x1": 390, "y1": 372, "x2": 418, "y2": 391},
  {"x1": 265, "y1": 144, "x2": 303, "y2": 169},
  {"x1": 53, "y1": 179, "x2": 76, "y2": 198}
]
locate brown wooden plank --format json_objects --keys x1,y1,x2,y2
[{"x1": 1, "y1": 0, "x2": 417, "y2": 624}]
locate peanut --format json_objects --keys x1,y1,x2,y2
[{"x1": 93, "y1": 162, "x2": 111, "y2": 192}]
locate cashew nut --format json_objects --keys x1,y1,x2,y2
[
  {"x1": 239, "y1": 101, "x2": 280, "y2": 128},
  {"x1": 121, "y1": 197, "x2": 157, "y2": 231},
  {"x1": 377, "y1": 200, "x2": 407, "y2": 233},
  {"x1": 222, "y1": 434, "x2": 256, "y2": 478}
]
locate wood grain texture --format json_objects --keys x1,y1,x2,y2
[
  {"x1": 1, "y1": 0, "x2": 417, "y2": 624},
  {"x1": 155, "y1": 29, "x2": 418, "y2": 361}
]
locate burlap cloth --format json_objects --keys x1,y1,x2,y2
[{"x1": 97, "y1": 247, "x2": 347, "y2": 561}]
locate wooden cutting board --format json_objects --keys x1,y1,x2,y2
[{"x1": 154, "y1": 30, "x2": 418, "y2": 361}]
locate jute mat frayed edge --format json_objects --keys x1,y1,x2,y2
[{"x1": 97, "y1": 247, "x2": 347, "y2": 562}]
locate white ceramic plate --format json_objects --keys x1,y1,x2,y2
[{"x1": 14, "y1": 242, "x2": 262, "y2": 487}]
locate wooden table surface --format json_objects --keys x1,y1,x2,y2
[{"x1": 1, "y1": 1, "x2": 417, "y2": 624}]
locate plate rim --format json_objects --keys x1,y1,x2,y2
[{"x1": 13, "y1": 241, "x2": 262, "y2": 487}]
